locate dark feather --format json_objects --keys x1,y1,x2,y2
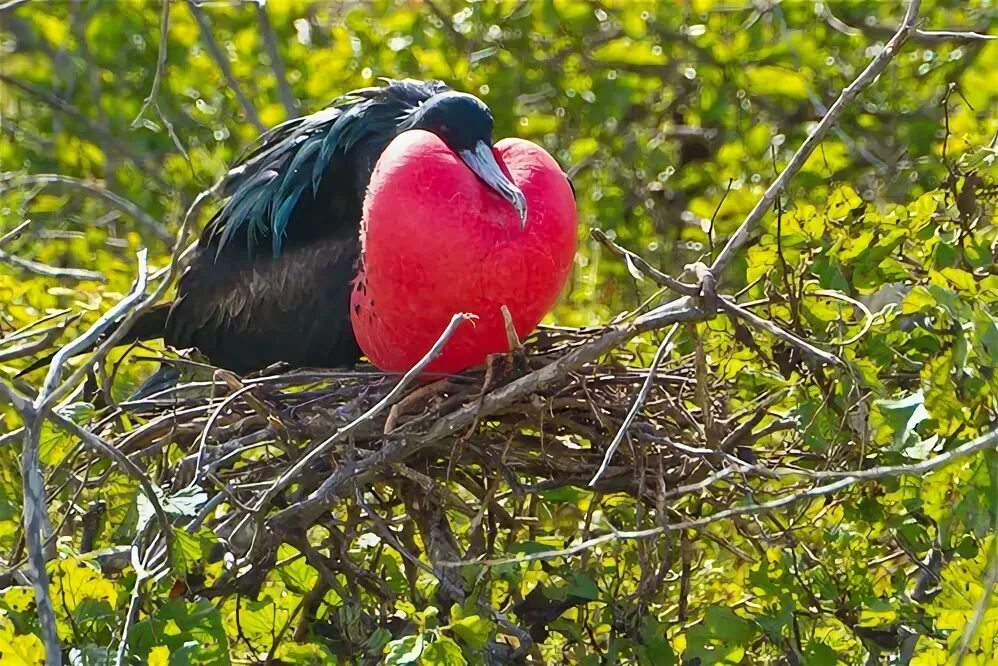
[
  {"x1": 160, "y1": 78, "x2": 453, "y2": 372},
  {"x1": 21, "y1": 79, "x2": 466, "y2": 378},
  {"x1": 207, "y1": 78, "x2": 448, "y2": 259}
]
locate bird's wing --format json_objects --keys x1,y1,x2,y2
[{"x1": 202, "y1": 78, "x2": 450, "y2": 259}]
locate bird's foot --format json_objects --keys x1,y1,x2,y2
[{"x1": 384, "y1": 379, "x2": 461, "y2": 434}]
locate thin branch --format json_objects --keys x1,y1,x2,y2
[
  {"x1": 717, "y1": 297, "x2": 843, "y2": 367},
  {"x1": 590, "y1": 325, "x2": 679, "y2": 486},
  {"x1": 127, "y1": 0, "x2": 193, "y2": 174},
  {"x1": 36, "y1": 250, "x2": 149, "y2": 410},
  {"x1": 0, "y1": 73, "x2": 170, "y2": 189},
  {"x1": 132, "y1": 0, "x2": 170, "y2": 127},
  {"x1": 592, "y1": 228, "x2": 843, "y2": 366},
  {"x1": 185, "y1": 0, "x2": 266, "y2": 132},
  {"x1": 911, "y1": 28, "x2": 996, "y2": 42},
  {"x1": 0, "y1": 321, "x2": 70, "y2": 363},
  {"x1": 440, "y1": 423, "x2": 998, "y2": 567},
  {"x1": 33, "y1": 180, "x2": 218, "y2": 413},
  {"x1": 0, "y1": 219, "x2": 31, "y2": 247},
  {"x1": 0, "y1": 248, "x2": 105, "y2": 282},
  {"x1": 254, "y1": 313, "x2": 475, "y2": 511},
  {"x1": 710, "y1": 0, "x2": 922, "y2": 277},
  {"x1": 0, "y1": 0, "x2": 31, "y2": 14},
  {"x1": 254, "y1": 1, "x2": 298, "y2": 117},
  {"x1": 0, "y1": 173, "x2": 171, "y2": 241}
]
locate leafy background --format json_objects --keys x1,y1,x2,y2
[{"x1": 1, "y1": 0, "x2": 997, "y2": 664}]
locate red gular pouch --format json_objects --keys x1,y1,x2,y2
[{"x1": 351, "y1": 130, "x2": 578, "y2": 376}]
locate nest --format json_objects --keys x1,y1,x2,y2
[
  {"x1": 35, "y1": 312, "x2": 821, "y2": 657},
  {"x1": 116, "y1": 325, "x2": 732, "y2": 505}
]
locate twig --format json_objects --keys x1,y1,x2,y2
[
  {"x1": 440, "y1": 422, "x2": 998, "y2": 567},
  {"x1": 132, "y1": 0, "x2": 170, "y2": 128},
  {"x1": 267, "y1": 303, "x2": 709, "y2": 530},
  {"x1": 953, "y1": 538, "x2": 997, "y2": 664},
  {"x1": 591, "y1": 228, "x2": 698, "y2": 297},
  {"x1": 717, "y1": 297, "x2": 843, "y2": 367},
  {"x1": 254, "y1": 1, "x2": 298, "y2": 117},
  {"x1": 40, "y1": 399, "x2": 171, "y2": 533},
  {"x1": 593, "y1": 229, "x2": 843, "y2": 366},
  {"x1": 114, "y1": 531, "x2": 158, "y2": 666},
  {"x1": 0, "y1": 248, "x2": 105, "y2": 282},
  {"x1": 0, "y1": 219, "x2": 31, "y2": 247},
  {"x1": 911, "y1": 28, "x2": 995, "y2": 42},
  {"x1": 185, "y1": 0, "x2": 266, "y2": 132},
  {"x1": 855, "y1": 22, "x2": 996, "y2": 44},
  {"x1": 709, "y1": 0, "x2": 922, "y2": 277},
  {"x1": 590, "y1": 325, "x2": 679, "y2": 486},
  {"x1": 0, "y1": 320, "x2": 71, "y2": 363},
  {"x1": 0, "y1": 173, "x2": 171, "y2": 241},
  {"x1": 0, "y1": 0, "x2": 31, "y2": 14},
  {"x1": 0, "y1": 387, "x2": 61, "y2": 664},
  {"x1": 254, "y1": 313, "x2": 475, "y2": 511},
  {"x1": 0, "y1": 73, "x2": 169, "y2": 188},
  {"x1": 36, "y1": 250, "x2": 149, "y2": 409},
  {"x1": 34, "y1": 180, "x2": 218, "y2": 412},
  {"x1": 128, "y1": 0, "x2": 193, "y2": 174}
]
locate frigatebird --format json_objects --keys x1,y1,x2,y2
[
  {"x1": 22, "y1": 79, "x2": 577, "y2": 385},
  {"x1": 97, "y1": 80, "x2": 531, "y2": 375}
]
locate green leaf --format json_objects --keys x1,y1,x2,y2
[
  {"x1": 421, "y1": 636, "x2": 467, "y2": 666},
  {"x1": 805, "y1": 641, "x2": 839, "y2": 666},
  {"x1": 384, "y1": 634, "x2": 424, "y2": 665},
  {"x1": 68, "y1": 645, "x2": 112, "y2": 666},
  {"x1": 875, "y1": 391, "x2": 929, "y2": 449},
  {"x1": 703, "y1": 606, "x2": 756, "y2": 644},
  {"x1": 566, "y1": 572, "x2": 600, "y2": 601},
  {"x1": 449, "y1": 615, "x2": 490, "y2": 650}
]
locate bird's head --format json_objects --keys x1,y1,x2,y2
[{"x1": 401, "y1": 91, "x2": 528, "y2": 228}]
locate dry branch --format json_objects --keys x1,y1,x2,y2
[
  {"x1": 9, "y1": 1, "x2": 998, "y2": 660},
  {"x1": 186, "y1": 0, "x2": 266, "y2": 133}
]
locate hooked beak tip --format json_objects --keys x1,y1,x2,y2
[
  {"x1": 512, "y1": 190, "x2": 529, "y2": 230},
  {"x1": 460, "y1": 142, "x2": 530, "y2": 231}
]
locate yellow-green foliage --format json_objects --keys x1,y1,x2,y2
[{"x1": 1, "y1": 0, "x2": 996, "y2": 664}]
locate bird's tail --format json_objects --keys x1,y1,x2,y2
[{"x1": 17, "y1": 302, "x2": 173, "y2": 378}]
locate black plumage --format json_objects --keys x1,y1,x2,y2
[{"x1": 22, "y1": 79, "x2": 532, "y2": 380}]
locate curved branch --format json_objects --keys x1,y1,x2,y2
[
  {"x1": 0, "y1": 173, "x2": 171, "y2": 241},
  {"x1": 710, "y1": 0, "x2": 922, "y2": 277}
]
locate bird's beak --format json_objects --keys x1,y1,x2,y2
[{"x1": 459, "y1": 141, "x2": 528, "y2": 229}]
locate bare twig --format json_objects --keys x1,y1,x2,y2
[
  {"x1": 0, "y1": 173, "x2": 171, "y2": 241},
  {"x1": 590, "y1": 325, "x2": 679, "y2": 486},
  {"x1": 0, "y1": 219, "x2": 31, "y2": 247},
  {"x1": 441, "y1": 423, "x2": 998, "y2": 567},
  {"x1": 592, "y1": 228, "x2": 843, "y2": 366},
  {"x1": 0, "y1": 319, "x2": 71, "y2": 363},
  {"x1": 254, "y1": 1, "x2": 298, "y2": 117},
  {"x1": 718, "y1": 298, "x2": 843, "y2": 367},
  {"x1": 185, "y1": 0, "x2": 266, "y2": 132},
  {"x1": 0, "y1": 248, "x2": 105, "y2": 282},
  {"x1": 255, "y1": 313, "x2": 475, "y2": 511},
  {"x1": 132, "y1": 0, "x2": 170, "y2": 127},
  {"x1": 35, "y1": 250, "x2": 149, "y2": 409},
  {"x1": 128, "y1": 0, "x2": 193, "y2": 173},
  {"x1": 710, "y1": 0, "x2": 922, "y2": 277},
  {"x1": 0, "y1": 73, "x2": 169, "y2": 188},
  {"x1": 0, "y1": 0, "x2": 31, "y2": 14}
]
